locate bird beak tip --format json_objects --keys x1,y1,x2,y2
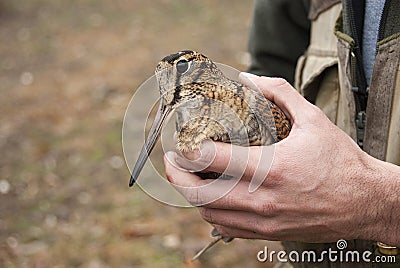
[{"x1": 128, "y1": 102, "x2": 171, "y2": 188}]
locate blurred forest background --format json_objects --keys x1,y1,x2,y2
[{"x1": 0, "y1": 1, "x2": 282, "y2": 267}]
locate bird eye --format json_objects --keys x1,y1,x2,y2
[{"x1": 176, "y1": 60, "x2": 190, "y2": 74}]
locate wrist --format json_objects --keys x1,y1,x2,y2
[{"x1": 355, "y1": 152, "x2": 400, "y2": 246}]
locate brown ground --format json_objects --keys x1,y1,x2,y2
[{"x1": 0, "y1": 1, "x2": 282, "y2": 267}]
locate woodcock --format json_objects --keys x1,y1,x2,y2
[{"x1": 129, "y1": 50, "x2": 291, "y2": 259}]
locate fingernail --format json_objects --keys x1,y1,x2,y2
[
  {"x1": 180, "y1": 140, "x2": 214, "y2": 162},
  {"x1": 198, "y1": 140, "x2": 215, "y2": 162},
  {"x1": 175, "y1": 140, "x2": 215, "y2": 171},
  {"x1": 239, "y1": 72, "x2": 259, "y2": 81},
  {"x1": 181, "y1": 149, "x2": 201, "y2": 161}
]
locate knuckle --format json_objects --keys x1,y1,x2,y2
[
  {"x1": 256, "y1": 201, "x2": 278, "y2": 216},
  {"x1": 186, "y1": 189, "x2": 203, "y2": 206},
  {"x1": 270, "y1": 77, "x2": 289, "y2": 88},
  {"x1": 272, "y1": 78, "x2": 295, "y2": 95},
  {"x1": 306, "y1": 104, "x2": 324, "y2": 120},
  {"x1": 225, "y1": 194, "x2": 238, "y2": 208},
  {"x1": 198, "y1": 207, "x2": 214, "y2": 223},
  {"x1": 258, "y1": 223, "x2": 280, "y2": 239},
  {"x1": 242, "y1": 216, "x2": 279, "y2": 239}
]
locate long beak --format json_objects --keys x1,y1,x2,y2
[{"x1": 129, "y1": 101, "x2": 171, "y2": 187}]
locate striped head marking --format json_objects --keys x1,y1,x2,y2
[{"x1": 155, "y1": 50, "x2": 223, "y2": 106}]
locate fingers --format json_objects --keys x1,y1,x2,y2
[
  {"x1": 176, "y1": 140, "x2": 247, "y2": 177},
  {"x1": 166, "y1": 150, "x2": 280, "y2": 213},
  {"x1": 202, "y1": 186, "x2": 280, "y2": 217},
  {"x1": 164, "y1": 151, "x2": 243, "y2": 206},
  {"x1": 199, "y1": 208, "x2": 280, "y2": 240},
  {"x1": 164, "y1": 151, "x2": 209, "y2": 187},
  {"x1": 174, "y1": 140, "x2": 275, "y2": 186},
  {"x1": 212, "y1": 224, "x2": 271, "y2": 240},
  {"x1": 239, "y1": 72, "x2": 313, "y2": 124}
]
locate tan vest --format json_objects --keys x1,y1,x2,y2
[
  {"x1": 284, "y1": 1, "x2": 400, "y2": 267},
  {"x1": 296, "y1": 1, "x2": 400, "y2": 165}
]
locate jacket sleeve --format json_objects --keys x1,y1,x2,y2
[{"x1": 247, "y1": 0, "x2": 311, "y2": 85}]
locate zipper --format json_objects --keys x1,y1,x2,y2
[
  {"x1": 346, "y1": 0, "x2": 368, "y2": 98},
  {"x1": 377, "y1": 0, "x2": 388, "y2": 42},
  {"x1": 377, "y1": 0, "x2": 400, "y2": 42},
  {"x1": 350, "y1": 50, "x2": 366, "y2": 148},
  {"x1": 343, "y1": 0, "x2": 368, "y2": 148}
]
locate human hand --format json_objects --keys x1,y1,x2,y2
[{"x1": 164, "y1": 73, "x2": 391, "y2": 244}]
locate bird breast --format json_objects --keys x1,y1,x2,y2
[{"x1": 172, "y1": 83, "x2": 276, "y2": 152}]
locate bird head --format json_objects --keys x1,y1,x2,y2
[
  {"x1": 129, "y1": 50, "x2": 223, "y2": 186},
  {"x1": 155, "y1": 50, "x2": 224, "y2": 107}
]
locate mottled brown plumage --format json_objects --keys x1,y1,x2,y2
[
  {"x1": 155, "y1": 50, "x2": 290, "y2": 152},
  {"x1": 129, "y1": 50, "x2": 291, "y2": 260}
]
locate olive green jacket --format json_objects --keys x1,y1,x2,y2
[{"x1": 248, "y1": 0, "x2": 400, "y2": 267}]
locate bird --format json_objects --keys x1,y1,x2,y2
[{"x1": 128, "y1": 50, "x2": 291, "y2": 259}]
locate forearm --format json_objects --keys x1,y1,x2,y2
[{"x1": 360, "y1": 153, "x2": 400, "y2": 246}]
